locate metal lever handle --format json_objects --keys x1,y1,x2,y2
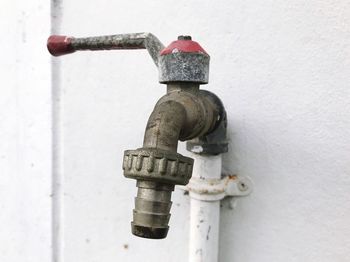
[{"x1": 47, "y1": 32, "x2": 164, "y2": 67}]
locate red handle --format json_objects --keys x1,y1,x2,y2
[
  {"x1": 46, "y1": 33, "x2": 165, "y2": 66},
  {"x1": 47, "y1": 35, "x2": 75, "y2": 56}
]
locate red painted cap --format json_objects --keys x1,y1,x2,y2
[
  {"x1": 47, "y1": 35, "x2": 75, "y2": 56},
  {"x1": 160, "y1": 35, "x2": 208, "y2": 56}
]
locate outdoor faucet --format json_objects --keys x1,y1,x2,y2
[{"x1": 47, "y1": 32, "x2": 227, "y2": 239}]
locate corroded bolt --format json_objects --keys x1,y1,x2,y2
[{"x1": 178, "y1": 35, "x2": 192, "y2": 40}]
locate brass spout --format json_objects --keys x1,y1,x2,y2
[{"x1": 123, "y1": 83, "x2": 222, "y2": 239}]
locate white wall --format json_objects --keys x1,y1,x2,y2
[
  {"x1": 1, "y1": 0, "x2": 350, "y2": 261},
  {"x1": 58, "y1": 1, "x2": 350, "y2": 261},
  {"x1": 0, "y1": 1, "x2": 52, "y2": 261}
]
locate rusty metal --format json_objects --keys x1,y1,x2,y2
[
  {"x1": 47, "y1": 32, "x2": 225, "y2": 239},
  {"x1": 123, "y1": 148, "x2": 193, "y2": 185},
  {"x1": 124, "y1": 82, "x2": 221, "y2": 238},
  {"x1": 186, "y1": 90, "x2": 228, "y2": 155},
  {"x1": 47, "y1": 33, "x2": 209, "y2": 84},
  {"x1": 179, "y1": 175, "x2": 253, "y2": 202},
  {"x1": 48, "y1": 33, "x2": 164, "y2": 66},
  {"x1": 159, "y1": 36, "x2": 209, "y2": 84}
]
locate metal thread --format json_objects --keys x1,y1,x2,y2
[{"x1": 131, "y1": 181, "x2": 174, "y2": 239}]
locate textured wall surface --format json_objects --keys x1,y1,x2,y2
[
  {"x1": 0, "y1": 1, "x2": 52, "y2": 261},
  {"x1": 1, "y1": 0, "x2": 350, "y2": 261}
]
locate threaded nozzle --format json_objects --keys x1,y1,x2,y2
[{"x1": 131, "y1": 181, "x2": 174, "y2": 239}]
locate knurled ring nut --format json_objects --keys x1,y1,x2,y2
[{"x1": 123, "y1": 148, "x2": 194, "y2": 185}]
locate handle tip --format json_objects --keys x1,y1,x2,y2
[{"x1": 47, "y1": 35, "x2": 74, "y2": 56}]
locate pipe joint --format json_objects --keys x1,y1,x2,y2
[{"x1": 180, "y1": 175, "x2": 253, "y2": 202}]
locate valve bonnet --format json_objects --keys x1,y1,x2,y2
[{"x1": 158, "y1": 36, "x2": 210, "y2": 84}]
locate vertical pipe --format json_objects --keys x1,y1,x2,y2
[{"x1": 189, "y1": 154, "x2": 222, "y2": 262}]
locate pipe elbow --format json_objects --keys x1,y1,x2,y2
[
  {"x1": 143, "y1": 87, "x2": 219, "y2": 153},
  {"x1": 143, "y1": 100, "x2": 186, "y2": 152}
]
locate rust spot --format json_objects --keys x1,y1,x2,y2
[
  {"x1": 224, "y1": 175, "x2": 237, "y2": 186},
  {"x1": 228, "y1": 175, "x2": 237, "y2": 179}
]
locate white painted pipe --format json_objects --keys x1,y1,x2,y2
[{"x1": 189, "y1": 154, "x2": 222, "y2": 262}]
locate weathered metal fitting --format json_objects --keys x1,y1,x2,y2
[
  {"x1": 154, "y1": 87, "x2": 217, "y2": 141},
  {"x1": 158, "y1": 36, "x2": 210, "y2": 84},
  {"x1": 47, "y1": 33, "x2": 164, "y2": 66},
  {"x1": 47, "y1": 32, "x2": 226, "y2": 239},
  {"x1": 123, "y1": 148, "x2": 194, "y2": 185},
  {"x1": 179, "y1": 175, "x2": 253, "y2": 202},
  {"x1": 159, "y1": 53, "x2": 210, "y2": 84},
  {"x1": 124, "y1": 147, "x2": 194, "y2": 239},
  {"x1": 132, "y1": 181, "x2": 174, "y2": 239},
  {"x1": 187, "y1": 90, "x2": 228, "y2": 155},
  {"x1": 47, "y1": 33, "x2": 210, "y2": 84}
]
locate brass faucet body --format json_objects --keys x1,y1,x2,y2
[
  {"x1": 47, "y1": 32, "x2": 227, "y2": 239},
  {"x1": 123, "y1": 82, "x2": 221, "y2": 239}
]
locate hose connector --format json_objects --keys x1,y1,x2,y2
[{"x1": 123, "y1": 148, "x2": 193, "y2": 239}]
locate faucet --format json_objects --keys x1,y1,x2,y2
[{"x1": 47, "y1": 32, "x2": 227, "y2": 239}]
